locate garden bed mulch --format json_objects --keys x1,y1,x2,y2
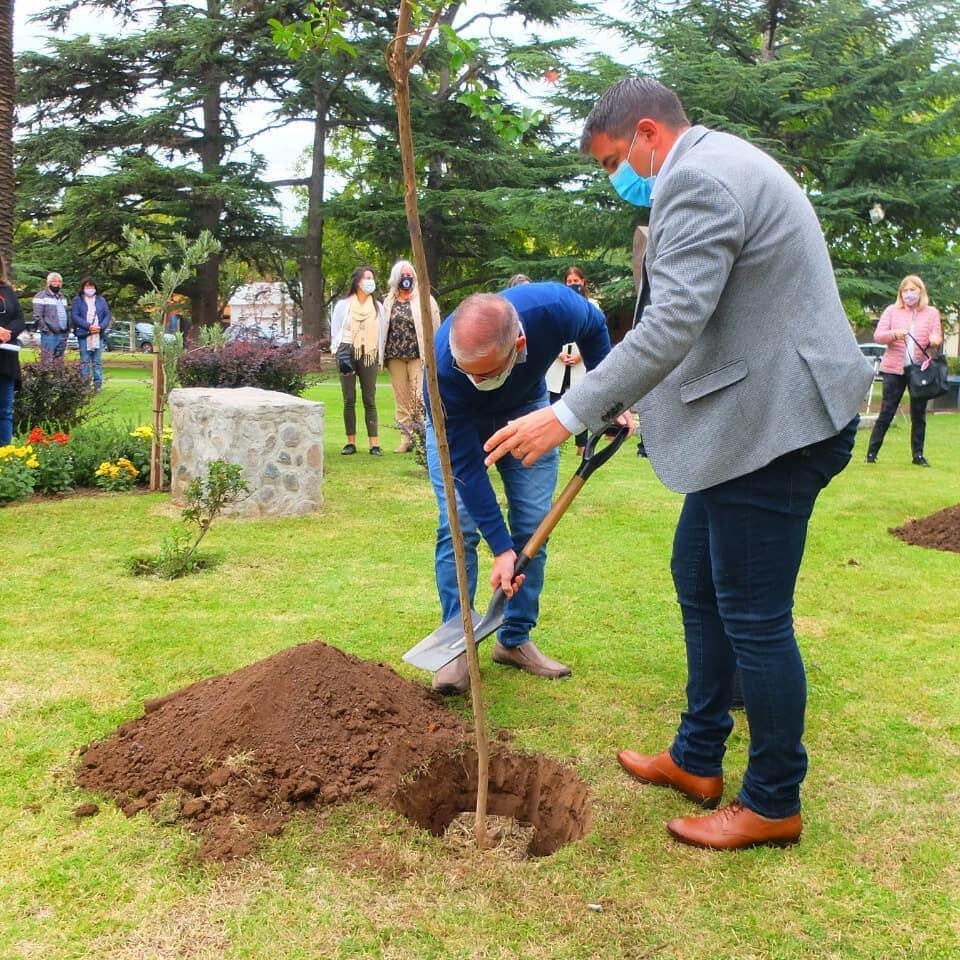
[
  {"x1": 76, "y1": 641, "x2": 466, "y2": 860},
  {"x1": 891, "y1": 503, "x2": 960, "y2": 554}
]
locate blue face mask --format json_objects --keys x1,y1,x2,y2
[{"x1": 609, "y1": 130, "x2": 656, "y2": 207}]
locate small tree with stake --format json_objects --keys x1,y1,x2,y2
[{"x1": 119, "y1": 226, "x2": 222, "y2": 489}]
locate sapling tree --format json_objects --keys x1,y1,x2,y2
[{"x1": 119, "y1": 226, "x2": 222, "y2": 488}]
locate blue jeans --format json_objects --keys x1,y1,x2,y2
[
  {"x1": 78, "y1": 337, "x2": 103, "y2": 390},
  {"x1": 669, "y1": 418, "x2": 858, "y2": 818},
  {"x1": 40, "y1": 332, "x2": 67, "y2": 363},
  {"x1": 426, "y1": 421, "x2": 559, "y2": 648},
  {"x1": 0, "y1": 376, "x2": 14, "y2": 445}
]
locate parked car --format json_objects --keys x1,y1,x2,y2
[
  {"x1": 859, "y1": 342, "x2": 885, "y2": 379},
  {"x1": 135, "y1": 322, "x2": 178, "y2": 353},
  {"x1": 104, "y1": 320, "x2": 132, "y2": 352}
]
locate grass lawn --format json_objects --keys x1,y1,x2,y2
[{"x1": 1, "y1": 373, "x2": 959, "y2": 959}]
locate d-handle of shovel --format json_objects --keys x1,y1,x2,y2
[{"x1": 575, "y1": 422, "x2": 631, "y2": 481}]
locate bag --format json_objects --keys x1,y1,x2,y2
[
  {"x1": 906, "y1": 335, "x2": 949, "y2": 401},
  {"x1": 335, "y1": 341, "x2": 355, "y2": 375}
]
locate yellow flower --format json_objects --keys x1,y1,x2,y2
[
  {"x1": 26, "y1": 458, "x2": 39, "y2": 469},
  {"x1": 131, "y1": 426, "x2": 153, "y2": 440}
]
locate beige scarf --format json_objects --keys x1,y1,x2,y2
[{"x1": 348, "y1": 295, "x2": 379, "y2": 367}]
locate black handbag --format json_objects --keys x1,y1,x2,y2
[
  {"x1": 334, "y1": 341, "x2": 355, "y2": 375},
  {"x1": 906, "y1": 334, "x2": 949, "y2": 401}
]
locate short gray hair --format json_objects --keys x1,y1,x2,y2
[
  {"x1": 388, "y1": 259, "x2": 416, "y2": 292},
  {"x1": 46, "y1": 272, "x2": 63, "y2": 283},
  {"x1": 450, "y1": 293, "x2": 520, "y2": 363},
  {"x1": 580, "y1": 77, "x2": 689, "y2": 155}
]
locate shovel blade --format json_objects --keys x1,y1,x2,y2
[{"x1": 403, "y1": 590, "x2": 507, "y2": 672}]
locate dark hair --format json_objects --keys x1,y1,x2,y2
[
  {"x1": 580, "y1": 77, "x2": 689, "y2": 155},
  {"x1": 348, "y1": 265, "x2": 375, "y2": 297},
  {"x1": 563, "y1": 265, "x2": 588, "y2": 293},
  {"x1": 79, "y1": 276, "x2": 98, "y2": 294}
]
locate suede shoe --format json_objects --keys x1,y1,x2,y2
[
  {"x1": 431, "y1": 653, "x2": 469, "y2": 695},
  {"x1": 667, "y1": 800, "x2": 802, "y2": 850},
  {"x1": 617, "y1": 749, "x2": 723, "y2": 808},
  {"x1": 492, "y1": 640, "x2": 571, "y2": 679}
]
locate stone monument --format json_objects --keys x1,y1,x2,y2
[{"x1": 169, "y1": 387, "x2": 324, "y2": 518}]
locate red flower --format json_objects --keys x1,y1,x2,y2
[
  {"x1": 51, "y1": 432, "x2": 71, "y2": 445},
  {"x1": 28, "y1": 427, "x2": 48, "y2": 445}
]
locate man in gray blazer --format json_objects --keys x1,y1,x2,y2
[{"x1": 484, "y1": 77, "x2": 873, "y2": 851}]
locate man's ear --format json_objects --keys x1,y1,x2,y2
[{"x1": 516, "y1": 334, "x2": 527, "y2": 352}]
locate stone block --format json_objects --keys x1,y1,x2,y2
[{"x1": 169, "y1": 387, "x2": 324, "y2": 518}]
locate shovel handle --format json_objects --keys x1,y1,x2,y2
[{"x1": 513, "y1": 423, "x2": 630, "y2": 576}]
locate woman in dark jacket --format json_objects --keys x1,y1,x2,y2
[
  {"x1": 71, "y1": 277, "x2": 112, "y2": 392},
  {"x1": 0, "y1": 263, "x2": 26, "y2": 445}
]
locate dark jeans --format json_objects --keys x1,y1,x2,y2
[
  {"x1": 867, "y1": 371, "x2": 928, "y2": 459},
  {"x1": 668, "y1": 418, "x2": 858, "y2": 819},
  {"x1": 0, "y1": 375, "x2": 14, "y2": 445},
  {"x1": 340, "y1": 361, "x2": 379, "y2": 439}
]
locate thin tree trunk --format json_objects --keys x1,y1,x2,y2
[
  {"x1": 194, "y1": 0, "x2": 225, "y2": 328},
  {"x1": 389, "y1": 1, "x2": 491, "y2": 850},
  {"x1": 0, "y1": 0, "x2": 16, "y2": 276},
  {"x1": 299, "y1": 81, "x2": 329, "y2": 342}
]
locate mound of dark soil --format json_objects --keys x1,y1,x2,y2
[
  {"x1": 77, "y1": 642, "x2": 465, "y2": 860},
  {"x1": 891, "y1": 503, "x2": 960, "y2": 553}
]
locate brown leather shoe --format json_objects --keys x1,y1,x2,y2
[
  {"x1": 667, "y1": 800, "x2": 802, "y2": 850},
  {"x1": 432, "y1": 653, "x2": 469, "y2": 695},
  {"x1": 492, "y1": 641, "x2": 571, "y2": 679},
  {"x1": 617, "y1": 749, "x2": 723, "y2": 808}
]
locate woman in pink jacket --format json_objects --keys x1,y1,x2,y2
[{"x1": 866, "y1": 275, "x2": 942, "y2": 466}]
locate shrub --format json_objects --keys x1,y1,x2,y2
[
  {"x1": 14, "y1": 361, "x2": 93, "y2": 433},
  {"x1": 27, "y1": 428, "x2": 74, "y2": 495},
  {"x1": 0, "y1": 444, "x2": 38, "y2": 503},
  {"x1": 130, "y1": 459, "x2": 249, "y2": 579},
  {"x1": 94, "y1": 457, "x2": 140, "y2": 491},
  {"x1": 177, "y1": 341, "x2": 319, "y2": 396}
]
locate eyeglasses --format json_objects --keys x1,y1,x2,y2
[{"x1": 452, "y1": 341, "x2": 518, "y2": 383}]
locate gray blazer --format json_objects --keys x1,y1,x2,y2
[{"x1": 564, "y1": 126, "x2": 874, "y2": 493}]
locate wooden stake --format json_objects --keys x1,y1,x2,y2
[
  {"x1": 150, "y1": 352, "x2": 165, "y2": 490},
  {"x1": 388, "y1": 2, "x2": 490, "y2": 850}
]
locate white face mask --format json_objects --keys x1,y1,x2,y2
[
  {"x1": 460, "y1": 344, "x2": 518, "y2": 392},
  {"x1": 360, "y1": 278, "x2": 376, "y2": 295},
  {"x1": 902, "y1": 290, "x2": 920, "y2": 307},
  {"x1": 83, "y1": 288, "x2": 96, "y2": 296}
]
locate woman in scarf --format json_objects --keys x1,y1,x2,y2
[
  {"x1": 381, "y1": 259, "x2": 441, "y2": 453},
  {"x1": 70, "y1": 277, "x2": 112, "y2": 392},
  {"x1": 330, "y1": 266, "x2": 386, "y2": 456}
]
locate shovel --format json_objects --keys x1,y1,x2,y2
[{"x1": 403, "y1": 424, "x2": 630, "y2": 672}]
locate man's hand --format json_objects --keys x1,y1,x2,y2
[
  {"x1": 484, "y1": 407, "x2": 570, "y2": 468},
  {"x1": 491, "y1": 549, "x2": 525, "y2": 598},
  {"x1": 0, "y1": 328, "x2": 10, "y2": 343}
]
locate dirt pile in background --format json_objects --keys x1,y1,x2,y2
[
  {"x1": 891, "y1": 504, "x2": 960, "y2": 553},
  {"x1": 77, "y1": 642, "x2": 465, "y2": 860}
]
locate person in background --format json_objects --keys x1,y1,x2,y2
[
  {"x1": 71, "y1": 277, "x2": 111, "y2": 393},
  {"x1": 32, "y1": 271, "x2": 70, "y2": 365},
  {"x1": 330, "y1": 266, "x2": 386, "y2": 456},
  {"x1": 425, "y1": 282, "x2": 612, "y2": 695},
  {"x1": 381, "y1": 259, "x2": 441, "y2": 453},
  {"x1": 545, "y1": 266, "x2": 595, "y2": 455},
  {"x1": 0, "y1": 260, "x2": 26, "y2": 445},
  {"x1": 865, "y1": 275, "x2": 943, "y2": 467},
  {"x1": 507, "y1": 274, "x2": 531, "y2": 287},
  {"x1": 484, "y1": 77, "x2": 873, "y2": 850}
]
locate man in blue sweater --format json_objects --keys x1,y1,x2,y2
[{"x1": 426, "y1": 282, "x2": 612, "y2": 694}]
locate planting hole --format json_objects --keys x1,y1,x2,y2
[{"x1": 391, "y1": 746, "x2": 592, "y2": 857}]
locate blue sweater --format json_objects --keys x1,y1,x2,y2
[{"x1": 427, "y1": 282, "x2": 611, "y2": 554}]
